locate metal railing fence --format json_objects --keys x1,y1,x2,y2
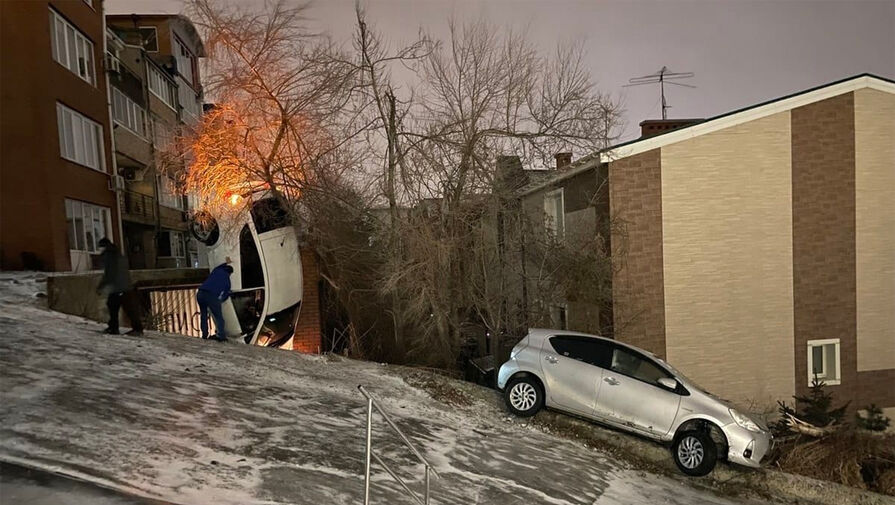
[{"x1": 358, "y1": 385, "x2": 439, "y2": 505}]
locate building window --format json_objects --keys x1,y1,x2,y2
[
  {"x1": 148, "y1": 65, "x2": 177, "y2": 110},
  {"x1": 138, "y1": 27, "x2": 158, "y2": 52},
  {"x1": 49, "y1": 8, "x2": 95, "y2": 85},
  {"x1": 56, "y1": 103, "x2": 105, "y2": 172},
  {"x1": 544, "y1": 188, "x2": 565, "y2": 238},
  {"x1": 65, "y1": 199, "x2": 112, "y2": 253},
  {"x1": 551, "y1": 304, "x2": 568, "y2": 330},
  {"x1": 151, "y1": 117, "x2": 173, "y2": 150},
  {"x1": 173, "y1": 36, "x2": 196, "y2": 87},
  {"x1": 807, "y1": 339, "x2": 841, "y2": 386},
  {"x1": 157, "y1": 231, "x2": 186, "y2": 258},
  {"x1": 178, "y1": 81, "x2": 201, "y2": 123},
  {"x1": 157, "y1": 175, "x2": 185, "y2": 210},
  {"x1": 112, "y1": 88, "x2": 146, "y2": 137}
]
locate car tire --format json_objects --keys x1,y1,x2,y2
[
  {"x1": 672, "y1": 430, "x2": 717, "y2": 476},
  {"x1": 504, "y1": 376, "x2": 544, "y2": 417}
]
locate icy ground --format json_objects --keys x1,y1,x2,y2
[{"x1": 0, "y1": 272, "x2": 775, "y2": 505}]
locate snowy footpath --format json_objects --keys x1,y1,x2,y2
[{"x1": 0, "y1": 272, "x2": 774, "y2": 505}]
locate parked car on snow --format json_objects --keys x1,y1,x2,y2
[
  {"x1": 497, "y1": 329, "x2": 772, "y2": 476},
  {"x1": 190, "y1": 189, "x2": 303, "y2": 348}
]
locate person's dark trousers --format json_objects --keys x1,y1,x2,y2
[
  {"x1": 106, "y1": 292, "x2": 123, "y2": 334},
  {"x1": 106, "y1": 290, "x2": 143, "y2": 334},
  {"x1": 197, "y1": 289, "x2": 226, "y2": 340},
  {"x1": 122, "y1": 290, "x2": 143, "y2": 333}
]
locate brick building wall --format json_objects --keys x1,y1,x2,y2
[
  {"x1": 290, "y1": 248, "x2": 322, "y2": 353},
  {"x1": 609, "y1": 149, "x2": 666, "y2": 357},
  {"x1": 791, "y1": 94, "x2": 858, "y2": 405}
]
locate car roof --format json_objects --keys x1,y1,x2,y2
[{"x1": 527, "y1": 328, "x2": 659, "y2": 359}]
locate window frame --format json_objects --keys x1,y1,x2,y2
[
  {"x1": 138, "y1": 26, "x2": 158, "y2": 52},
  {"x1": 56, "y1": 102, "x2": 105, "y2": 172},
  {"x1": 65, "y1": 199, "x2": 112, "y2": 254},
  {"x1": 49, "y1": 8, "x2": 95, "y2": 85},
  {"x1": 548, "y1": 335, "x2": 613, "y2": 369},
  {"x1": 157, "y1": 175, "x2": 184, "y2": 210},
  {"x1": 544, "y1": 187, "x2": 565, "y2": 239},
  {"x1": 609, "y1": 345, "x2": 676, "y2": 391},
  {"x1": 157, "y1": 230, "x2": 186, "y2": 258},
  {"x1": 807, "y1": 339, "x2": 841, "y2": 386},
  {"x1": 112, "y1": 88, "x2": 147, "y2": 137},
  {"x1": 173, "y1": 35, "x2": 196, "y2": 87},
  {"x1": 148, "y1": 64, "x2": 177, "y2": 110}
]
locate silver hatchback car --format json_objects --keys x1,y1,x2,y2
[{"x1": 497, "y1": 329, "x2": 772, "y2": 476}]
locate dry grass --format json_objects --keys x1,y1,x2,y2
[
  {"x1": 771, "y1": 429, "x2": 895, "y2": 495},
  {"x1": 401, "y1": 370, "x2": 475, "y2": 408}
]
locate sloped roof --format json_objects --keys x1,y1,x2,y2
[{"x1": 521, "y1": 73, "x2": 895, "y2": 196}]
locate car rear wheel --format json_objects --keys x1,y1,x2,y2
[
  {"x1": 504, "y1": 376, "x2": 543, "y2": 417},
  {"x1": 672, "y1": 430, "x2": 717, "y2": 476}
]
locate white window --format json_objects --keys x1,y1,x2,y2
[
  {"x1": 151, "y1": 117, "x2": 173, "y2": 150},
  {"x1": 65, "y1": 199, "x2": 112, "y2": 253},
  {"x1": 148, "y1": 65, "x2": 177, "y2": 109},
  {"x1": 173, "y1": 37, "x2": 195, "y2": 87},
  {"x1": 56, "y1": 103, "x2": 105, "y2": 171},
  {"x1": 157, "y1": 175, "x2": 184, "y2": 210},
  {"x1": 544, "y1": 188, "x2": 565, "y2": 239},
  {"x1": 49, "y1": 8, "x2": 95, "y2": 85},
  {"x1": 138, "y1": 27, "x2": 158, "y2": 52},
  {"x1": 158, "y1": 231, "x2": 186, "y2": 258},
  {"x1": 807, "y1": 339, "x2": 841, "y2": 386},
  {"x1": 112, "y1": 88, "x2": 146, "y2": 137},
  {"x1": 177, "y1": 78, "x2": 201, "y2": 123}
]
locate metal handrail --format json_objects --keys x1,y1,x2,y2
[{"x1": 358, "y1": 385, "x2": 438, "y2": 505}]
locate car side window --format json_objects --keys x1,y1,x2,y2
[
  {"x1": 610, "y1": 347, "x2": 671, "y2": 386},
  {"x1": 549, "y1": 336, "x2": 613, "y2": 368}
]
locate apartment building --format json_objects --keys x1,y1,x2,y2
[
  {"x1": 105, "y1": 14, "x2": 205, "y2": 269},
  {"x1": 521, "y1": 74, "x2": 895, "y2": 415},
  {"x1": 1, "y1": 0, "x2": 119, "y2": 272}
]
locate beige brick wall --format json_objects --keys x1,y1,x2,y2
[
  {"x1": 854, "y1": 88, "x2": 895, "y2": 372},
  {"x1": 660, "y1": 112, "x2": 795, "y2": 407}
]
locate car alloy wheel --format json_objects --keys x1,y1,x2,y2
[
  {"x1": 509, "y1": 382, "x2": 537, "y2": 411},
  {"x1": 672, "y1": 429, "x2": 717, "y2": 476},
  {"x1": 677, "y1": 435, "x2": 704, "y2": 469}
]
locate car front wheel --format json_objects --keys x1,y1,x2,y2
[
  {"x1": 672, "y1": 430, "x2": 717, "y2": 476},
  {"x1": 504, "y1": 376, "x2": 543, "y2": 417}
]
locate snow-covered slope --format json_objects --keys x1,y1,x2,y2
[{"x1": 0, "y1": 272, "x2": 769, "y2": 505}]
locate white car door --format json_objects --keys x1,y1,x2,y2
[
  {"x1": 539, "y1": 335, "x2": 613, "y2": 416},
  {"x1": 594, "y1": 346, "x2": 681, "y2": 438}
]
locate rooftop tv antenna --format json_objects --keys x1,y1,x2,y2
[{"x1": 624, "y1": 66, "x2": 695, "y2": 119}]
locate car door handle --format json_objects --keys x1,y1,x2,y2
[
  {"x1": 603, "y1": 377, "x2": 620, "y2": 386},
  {"x1": 545, "y1": 355, "x2": 558, "y2": 364}
]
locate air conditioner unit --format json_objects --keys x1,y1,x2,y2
[
  {"x1": 109, "y1": 174, "x2": 126, "y2": 192},
  {"x1": 105, "y1": 54, "x2": 121, "y2": 74}
]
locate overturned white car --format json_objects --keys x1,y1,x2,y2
[{"x1": 190, "y1": 189, "x2": 303, "y2": 348}]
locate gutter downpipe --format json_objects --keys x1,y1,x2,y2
[{"x1": 102, "y1": 14, "x2": 125, "y2": 245}]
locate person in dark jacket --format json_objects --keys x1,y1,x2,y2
[
  {"x1": 197, "y1": 262, "x2": 233, "y2": 342},
  {"x1": 97, "y1": 238, "x2": 143, "y2": 336}
]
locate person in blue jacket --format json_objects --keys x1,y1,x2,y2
[{"x1": 197, "y1": 262, "x2": 234, "y2": 342}]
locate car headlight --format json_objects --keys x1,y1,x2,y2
[
  {"x1": 510, "y1": 345, "x2": 524, "y2": 359},
  {"x1": 729, "y1": 408, "x2": 762, "y2": 433}
]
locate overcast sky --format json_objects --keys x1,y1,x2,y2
[{"x1": 109, "y1": 0, "x2": 895, "y2": 142}]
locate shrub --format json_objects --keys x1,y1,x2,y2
[{"x1": 856, "y1": 404, "x2": 891, "y2": 432}]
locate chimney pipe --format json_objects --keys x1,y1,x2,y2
[{"x1": 554, "y1": 152, "x2": 572, "y2": 170}]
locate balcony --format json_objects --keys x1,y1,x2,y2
[{"x1": 120, "y1": 191, "x2": 155, "y2": 225}]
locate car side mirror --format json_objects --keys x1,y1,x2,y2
[{"x1": 657, "y1": 377, "x2": 678, "y2": 390}]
